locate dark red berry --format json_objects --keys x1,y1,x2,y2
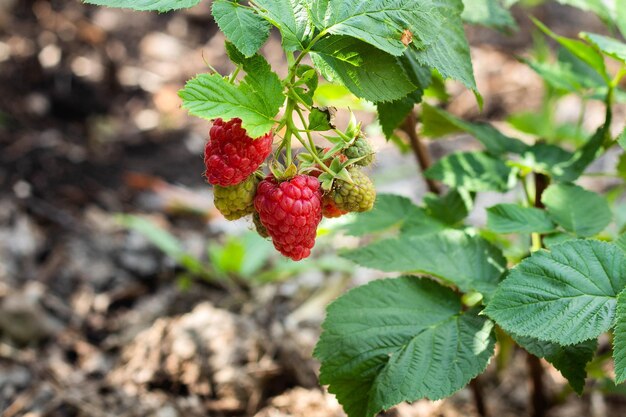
[
  {"x1": 254, "y1": 175, "x2": 322, "y2": 261},
  {"x1": 204, "y1": 118, "x2": 273, "y2": 186}
]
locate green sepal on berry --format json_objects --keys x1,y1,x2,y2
[
  {"x1": 331, "y1": 167, "x2": 376, "y2": 212},
  {"x1": 214, "y1": 174, "x2": 260, "y2": 220}
]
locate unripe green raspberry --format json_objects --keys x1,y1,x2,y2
[
  {"x1": 344, "y1": 137, "x2": 374, "y2": 166},
  {"x1": 332, "y1": 168, "x2": 375, "y2": 212},
  {"x1": 214, "y1": 175, "x2": 259, "y2": 220},
  {"x1": 253, "y1": 211, "x2": 269, "y2": 238}
]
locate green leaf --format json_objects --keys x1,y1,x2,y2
[
  {"x1": 551, "y1": 125, "x2": 609, "y2": 182},
  {"x1": 421, "y1": 104, "x2": 527, "y2": 155},
  {"x1": 315, "y1": 277, "x2": 496, "y2": 417},
  {"x1": 308, "y1": 107, "x2": 333, "y2": 131},
  {"x1": 341, "y1": 194, "x2": 445, "y2": 237},
  {"x1": 84, "y1": 0, "x2": 200, "y2": 12},
  {"x1": 342, "y1": 230, "x2": 506, "y2": 298},
  {"x1": 376, "y1": 55, "x2": 431, "y2": 138},
  {"x1": 424, "y1": 189, "x2": 473, "y2": 225},
  {"x1": 212, "y1": 1, "x2": 270, "y2": 57},
  {"x1": 485, "y1": 239, "x2": 626, "y2": 345},
  {"x1": 309, "y1": 0, "x2": 443, "y2": 56},
  {"x1": 614, "y1": 289, "x2": 626, "y2": 383},
  {"x1": 408, "y1": 0, "x2": 478, "y2": 95},
  {"x1": 581, "y1": 32, "x2": 626, "y2": 63},
  {"x1": 425, "y1": 151, "x2": 517, "y2": 192},
  {"x1": 116, "y1": 215, "x2": 204, "y2": 274},
  {"x1": 531, "y1": 17, "x2": 609, "y2": 83},
  {"x1": 615, "y1": 233, "x2": 626, "y2": 253},
  {"x1": 179, "y1": 53, "x2": 283, "y2": 137},
  {"x1": 517, "y1": 143, "x2": 574, "y2": 176},
  {"x1": 252, "y1": 0, "x2": 313, "y2": 51},
  {"x1": 542, "y1": 183, "x2": 611, "y2": 237},
  {"x1": 310, "y1": 36, "x2": 416, "y2": 103},
  {"x1": 487, "y1": 204, "x2": 555, "y2": 234},
  {"x1": 461, "y1": 0, "x2": 517, "y2": 31},
  {"x1": 619, "y1": 127, "x2": 626, "y2": 150},
  {"x1": 513, "y1": 335, "x2": 597, "y2": 394},
  {"x1": 522, "y1": 58, "x2": 595, "y2": 93}
]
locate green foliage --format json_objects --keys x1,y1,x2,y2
[
  {"x1": 487, "y1": 204, "x2": 555, "y2": 234},
  {"x1": 84, "y1": 0, "x2": 200, "y2": 12},
  {"x1": 341, "y1": 194, "x2": 445, "y2": 237},
  {"x1": 485, "y1": 240, "x2": 626, "y2": 345},
  {"x1": 408, "y1": 0, "x2": 479, "y2": 97},
  {"x1": 541, "y1": 183, "x2": 611, "y2": 237},
  {"x1": 421, "y1": 104, "x2": 527, "y2": 155},
  {"x1": 310, "y1": 36, "x2": 416, "y2": 103},
  {"x1": 179, "y1": 52, "x2": 283, "y2": 137},
  {"x1": 425, "y1": 151, "x2": 517, "y2": 192},
  {"x1": 513, "y1": 335, "x2": 597, "y2": 394},
  {"x1": 423, "y1": 189, "x2": 473, "y2": 225},
  {"x1": 315, "y1": 277, "x2": 495, "y2": 417},
  {"x1": 614, "y1": 289, "x2": 626, "y2": 383},
  {"x1": 461, "y1": 0, "x2": 517, "y2": 31},
  {"x1": 116, "y1": 215, "x2": 206, "y2": 275},
  {"x1": 343, "y1": 230, "x2": 506, "y2": 298},
  {"x1": 252, "y1": 0, "x2": 314, "y2": 51},
  {"x1": 212, "y1": 1, "x2": 270, "y2": 57},
  {"x1": 580, "y1": 33, "x2": 626, "y2": 64},
  {"x1": 309, "y1": 0, "x2": 443, "y2": 56}
]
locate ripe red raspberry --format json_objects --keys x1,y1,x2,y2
[
  {"x1": 254, "y1": 175, "x2": 322, "y2": 261},
  {"x1": 204, "y1": 118, "x2": 273, "y2": 186}
]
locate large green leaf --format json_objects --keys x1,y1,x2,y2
[
  {"x1": 461, "y1": 0, "x2": 516, "y2": 31},
  {"x1": 425, "y1": 151, "x2": 517, "y2": 192},
  {"x1": 421, "y1": 104, "x2": 527, "y2": 155},
  {"x1": 541, "y1": 183, "x2": 611, "y2": 237},
  {"x1": 342, "y1": 194, "x2": 445, "y2": 237},
  {"x1": 485, "y1": 240, "x2": 626, "y2": 345},
  {"x1": 212, "y1": 1, "x2": 270, "y2": 57},
  {"x1": 179, "y1": 53, "x2": 283, "y2": 137},
  {"x1": 513, "y1": 335, "x2": 597, "y2": 394},
  {"x1": 614, "y1": 289, "x2": 626, "y2": 383},
  {"x1": 252, "y1": 0, "x2": 313, "y2": 51},
  {"x1": 343, "y1": 230, "x2": 506, "y2": 298},
  {"x1": 309, "y1": 0, "x2": 442, "y2": 56},
  {"x1": 581, "y1": 32, "x2": 626, "y2": 64},
  {"x1": 408, "y1": 0, "x2": 478, "y2": 94},
  {"x1": 315, "y1": 277, "x2": 495, "y2": 417},
  {"x1": 487, "y1": 204, "x2": 555, "y2": 234},
  {"x1": 310, "y1": 36, "x2": 416, "y2": 103},
  {"x1": 84, "y1": 0, "x2": 200, "y2": 11},
  {"x1": 376, "y1": 55, "x2": 432, "y2": 137}
]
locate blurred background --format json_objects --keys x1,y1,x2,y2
[{"x1": 1, "y1": 1, "x2": 625, "y2": 416}]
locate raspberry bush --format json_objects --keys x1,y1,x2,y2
[{"x1": 85, "y1": 1, "x2": 626, "y2": 416}]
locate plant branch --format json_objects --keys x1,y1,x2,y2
[
  {"x1": 401, "y1": 110, "x2": 441, "y2": 195},
  {"x1": 527, "y1": 170, "x2": 550, "y2": 417}
]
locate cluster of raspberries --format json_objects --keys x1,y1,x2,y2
[{"x1": 205, "y1": 118, "x2": 376, "y2": 261}]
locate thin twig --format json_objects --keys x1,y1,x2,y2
[
  {"x1": 470, "y1": 377, "x2": 489, "y2": 417},
  {"x1": 400, "y1": 110, "x2": 441, "y2": 195}
]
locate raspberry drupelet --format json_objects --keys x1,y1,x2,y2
[{"x1": 204, "y1": 118, "x2": 273, "y2": 186}]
